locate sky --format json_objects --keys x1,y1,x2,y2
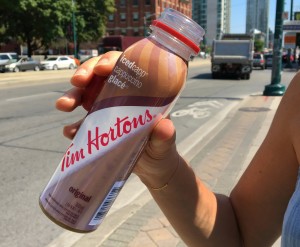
[{"x1": 230, "y1": 0, "x2": 297, "y2": 33}]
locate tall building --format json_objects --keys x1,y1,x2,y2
[
  {"x1": 106, "y1": 0, "x2": 192, "y2": 37},
  {"x1": 193, "y1": 0, "x2": 231, "y2": 46},
  {"x1": 246, "y1": 0, "x2": 269, "y2": 36}
]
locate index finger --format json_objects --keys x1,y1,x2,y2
[
  {"x1": 71, "y1": 56, "x2": 101, "y2": 88},
  {"x1": 93, "y1": 51, "x2": 122, "y2": 76}
]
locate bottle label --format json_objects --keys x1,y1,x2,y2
[
  {"x1": 53, "y1": 104, "x2": 170, "y2": 184},
  {"x1": 89, "y1": 180, "x2": 125, "y2": 226}
]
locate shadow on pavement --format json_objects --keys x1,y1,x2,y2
[{"x1": 191, "y1": 73, "x2": 249, "y2": 81}]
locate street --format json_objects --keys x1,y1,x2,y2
[{"x1": 0, "y1": 60, "x2": 297, "y2": 247}]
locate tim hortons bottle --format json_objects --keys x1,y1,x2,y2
[{"x1": 39, "y1": 8, "x2": 205, "y2": 232}]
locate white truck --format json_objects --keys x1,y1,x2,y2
[{"x1": 211, "y1": 39, "x2": 253, "y2": 80}]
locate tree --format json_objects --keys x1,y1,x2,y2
[
  {"x1": 0, "y1": 0, "x2": 72, "y2": 56},
  {"x1": 254, "y1": 39, "x2": 265, "y2": 52},
  {"x1": 0, "y1": 0, "x2": 115, "y2": 57},
  {"x1": 71, "y1": 0, "x2": 115, "y2": 58}
]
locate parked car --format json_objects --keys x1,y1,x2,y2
[
  {"x1": 40, "y1": 56, "x2": 76, "y2": 70},
  {"x1": 253, "y1": 53, "x2": 265, "y2": 69},
  {"x1": 0, "y1": 52, "x2": 18, "y2": 72},
  {"x1": 264, "y1": 54, "x2": 273, "y2": 68},
  {"x1": 5, "y1": 57, "x2": 41, "y2": 72}
]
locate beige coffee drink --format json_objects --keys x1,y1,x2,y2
[{"x1": 39, "y1": 8, "x2": 205, "y2": 233}]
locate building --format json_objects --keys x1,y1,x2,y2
[
  {"x1": 192, "y1": 0, "x2": 231, "y2": 46},
  {"x1": 106, "y1": 0, "x2": 192, "y2": 37},
  {"x1": 246, "y1": 0, "x2": 269, "y2": 45},
  {"x1": 283, "y1": 12, "x2": 300, "y2": 51}
]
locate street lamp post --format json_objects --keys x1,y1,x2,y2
[
  {"x1": 290, "y1": 0, "x2": 294, "y2": 20},
  {"x1": 263, "y1": 0, "x2": 286, "y2": 96},
  {"x1": 72, "y1": 0, "x2": 78, "y2": 59}
]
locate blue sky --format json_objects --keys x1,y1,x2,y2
[{"x1": 230, "y1": 0, "x2": 296, "y2": 33}]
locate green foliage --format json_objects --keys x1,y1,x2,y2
[
  {"x1": 254, "y1": 39, "x2": 265, "y2": 52},
  {"x1": 74, "y1": 0, "x2": 115, "y2": 44},
  {"x1": 0, "y1": 0, "x2": 115, "y2": 56}
]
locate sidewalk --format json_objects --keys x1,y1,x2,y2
[
  {"x1": 63, "y1": 94, "x2": 283, "y2": 247},
  {"x1": 189, "y1": 56, "x2": 211, "y2": 68}
]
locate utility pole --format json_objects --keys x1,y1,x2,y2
[
  {"x1": 290, "y1": 0, "x2": 294, "y2": 20},
  {"x1": 263, "y1": 0, "x2": 286, "y2": 96},
  {"x1": 72, "y1": 0, "x2": 78, "y2": 59}
]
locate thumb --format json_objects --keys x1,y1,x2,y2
[
  {"x1": 134, "y1": 118, "x2": 179, "y2": 186},
  {"x1": 146, "y1": 118, "x2": 176, "y2": 160}
]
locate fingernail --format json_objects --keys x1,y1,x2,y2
[
  {"x1": 74, "y1": 68, "x2": 87, "y2": 76},
  {"x1": 97, "y1": 58, "x2": 109, "y2": 65}
]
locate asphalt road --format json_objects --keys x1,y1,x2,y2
[{"x1": 0, "y1": 62, "x2": 296, "y2": 247}]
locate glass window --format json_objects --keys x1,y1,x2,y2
[
  {"x1": 108, "y1": 14, "x2": 114, "y2": 21},
  {"x1": 133, "y1": 12, "x2": 139, "y2": 21},
  {"x1": 120, "y1": 0, "x2": 126, "y2": 7},
  {"x1": 121, "y1": 29, "x2": 126, "y2": 35},
  {"x1": 145, "y1": 0, "x2": 151, "y2": 5},
  {"x1": 0, "y1": 55, "x2": 9, "y2": 59},
  {"x1": 11, "y1": 54, "x2": 18, "y2": 60},
  {"x1": 133, "y1": 28, "x2": 139, "y2": 36},
  {"x1": 120, "y1": 13, "x2": 126, "y2": 21},
  {"x1": 133, "y1": 0, "x2": 138, "y2": 5}
]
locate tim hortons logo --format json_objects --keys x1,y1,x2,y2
[{"x1": 61, "y1": 109, "x2": 153, "y2": 172}]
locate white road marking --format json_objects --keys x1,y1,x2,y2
[{"x1": 6, "y1": 92, "x2": 58, "y2": 102}]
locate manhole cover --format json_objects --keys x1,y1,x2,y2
[{"x1": 239, "y1": 107, "x2": 271, "y2": 112}]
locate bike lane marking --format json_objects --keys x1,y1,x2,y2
[
  {"x1": 171, "y1": 100, "x2": 224, "y2": 119},
  {"x1": 177, "y1": 99, "x2": 241, "y2": 161}
]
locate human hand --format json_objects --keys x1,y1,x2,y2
[
  {"x1": 56, "y1": 51, "x2": 180, "y2": 189},
  {"x1": 56, "y1": 52, "x2": 121, "y2": 138}
]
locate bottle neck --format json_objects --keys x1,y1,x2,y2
[{"x1": 149, "y1": 20, "x2": 200, "y2": 61}]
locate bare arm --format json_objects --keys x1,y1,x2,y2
[
  {"x1": 230, "y1": 76, "x2": 300, "y2": 246},
  {"x1": 140, "y1": 154, "x2": 243, "y2": 247},
  {"x1": 139, "y1": 75, "x2": 300, "y2": 246}
]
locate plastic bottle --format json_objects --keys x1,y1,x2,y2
[{"x1": 39, "y1": 8, "x2": 205, "y2": 233}]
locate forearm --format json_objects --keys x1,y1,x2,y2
[{"x1": 142, "y1": 155, "x2": 243, "y2": 247}]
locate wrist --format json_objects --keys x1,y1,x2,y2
[{"x1": 138, "y1": 153, "x2": 183, "y2": 191}]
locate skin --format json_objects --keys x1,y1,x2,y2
[{"x1": 56, "y1": 51, "x2": 300, "y2": 247}]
